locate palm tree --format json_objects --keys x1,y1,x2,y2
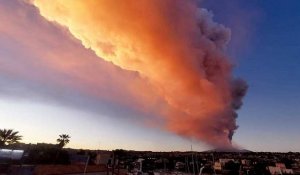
[
  {"x1": 57, "y1": 134, "x2": 70, "y2": 148},
  {"x1": 0, "y1": 129, "x2": 22, "y2": 147}
]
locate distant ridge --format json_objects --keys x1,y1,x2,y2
[{"x1": 203, "y1": 148, "x2": 252, "y2": 153}]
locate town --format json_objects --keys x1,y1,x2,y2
[{"x1": 1, "y1": 142, "x2": 299, "y2": 175}]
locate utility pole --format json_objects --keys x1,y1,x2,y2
[
  {"x1": 84, "y1": 155, "x2": 90, "y2": 175},
  {"x1": 186, "y1": 156, "x2": 190, "y2": 174},
  {"x1": 198, "y1": 166, "x2": 205, "y2": 175},
  {"x1": 195, "y1": 153, "x2": 199, "y2": 174},
  {"x1": 191, "y1": 145, "x2": 195, "y2": 175},
  {"x1": 211, "y1": 153, "x2": 216, "y2": 175}
]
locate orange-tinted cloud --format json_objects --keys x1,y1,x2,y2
[
  {"x1": 1, "y1": 0, "x2": 247, "y2": 148},
  {"x1": 0, "y1": 0, "x2": 166, "y2": 122},
  {"x1": 33, "y1": 0, "x2": 248, "y2": 148}
]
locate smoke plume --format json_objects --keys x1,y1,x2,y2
[
  {"x1": 0, "y1": 0, "x2": 165, "y2": 122},
  {"x1": 30, "y1": 0, "x2": 247, "y2": 148}
]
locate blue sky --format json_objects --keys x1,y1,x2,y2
[
  {"x1": 0, "y1": 0, "x2": 299, "y2": 152},
  {"x1": 204, "y1": 0, "x2": 300, "y2": 151}
]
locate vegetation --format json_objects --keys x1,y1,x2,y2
[
  {"x1": 0, "y1": 129, "x2": 22, "y2": 147},
  {"x1": 26, "y1": 146, "x2": 70, "y2": 164},
  {"x1": 57, "y1": 134, "x2": 70, "y2": 148}
]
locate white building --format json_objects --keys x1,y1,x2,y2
[
  {"x1": 282, "y1": 168, "x2": 294, "y2": 174},
  {"x1": 267, "y1": 166, "x2": 282, "y2": 175}
]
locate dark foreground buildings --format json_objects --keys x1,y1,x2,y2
[{"x1": 0, "y1": 144, "x2": 299, "y2": 175}]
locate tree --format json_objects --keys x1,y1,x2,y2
[
  {"x1": 0, "y1": 129, "x2": 22, "y2": 147},
  {"x1": 57, "y1": 134, "x2": 70, "y2": 148}
]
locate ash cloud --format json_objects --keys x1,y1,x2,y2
[
  {"x1": 0, "y1": 0, "x2": 165, "y2": 122},
  {"x1": 1, "y1": 0, "x2": 247, "y2": 148}
]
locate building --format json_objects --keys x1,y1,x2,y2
[
  {"x1": 267, "y1": 166, "x2": 282, "y2": 175},
  {"x1": 276, "y1": 163, "x2": 286, "y2": 169},
  {"x1": 214, "y1": 162, "x2": 222, "y2": 171},
  {"x1": 219, "y1": 159, "x2": 234, "y2": 166}
]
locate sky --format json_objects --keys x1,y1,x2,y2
[
  {"x1": 204, "y1": 0, "x2": 300, "y2": 152},
  {"x1": 1, "y1": 0, "x2": 300, "y2": 152}
]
